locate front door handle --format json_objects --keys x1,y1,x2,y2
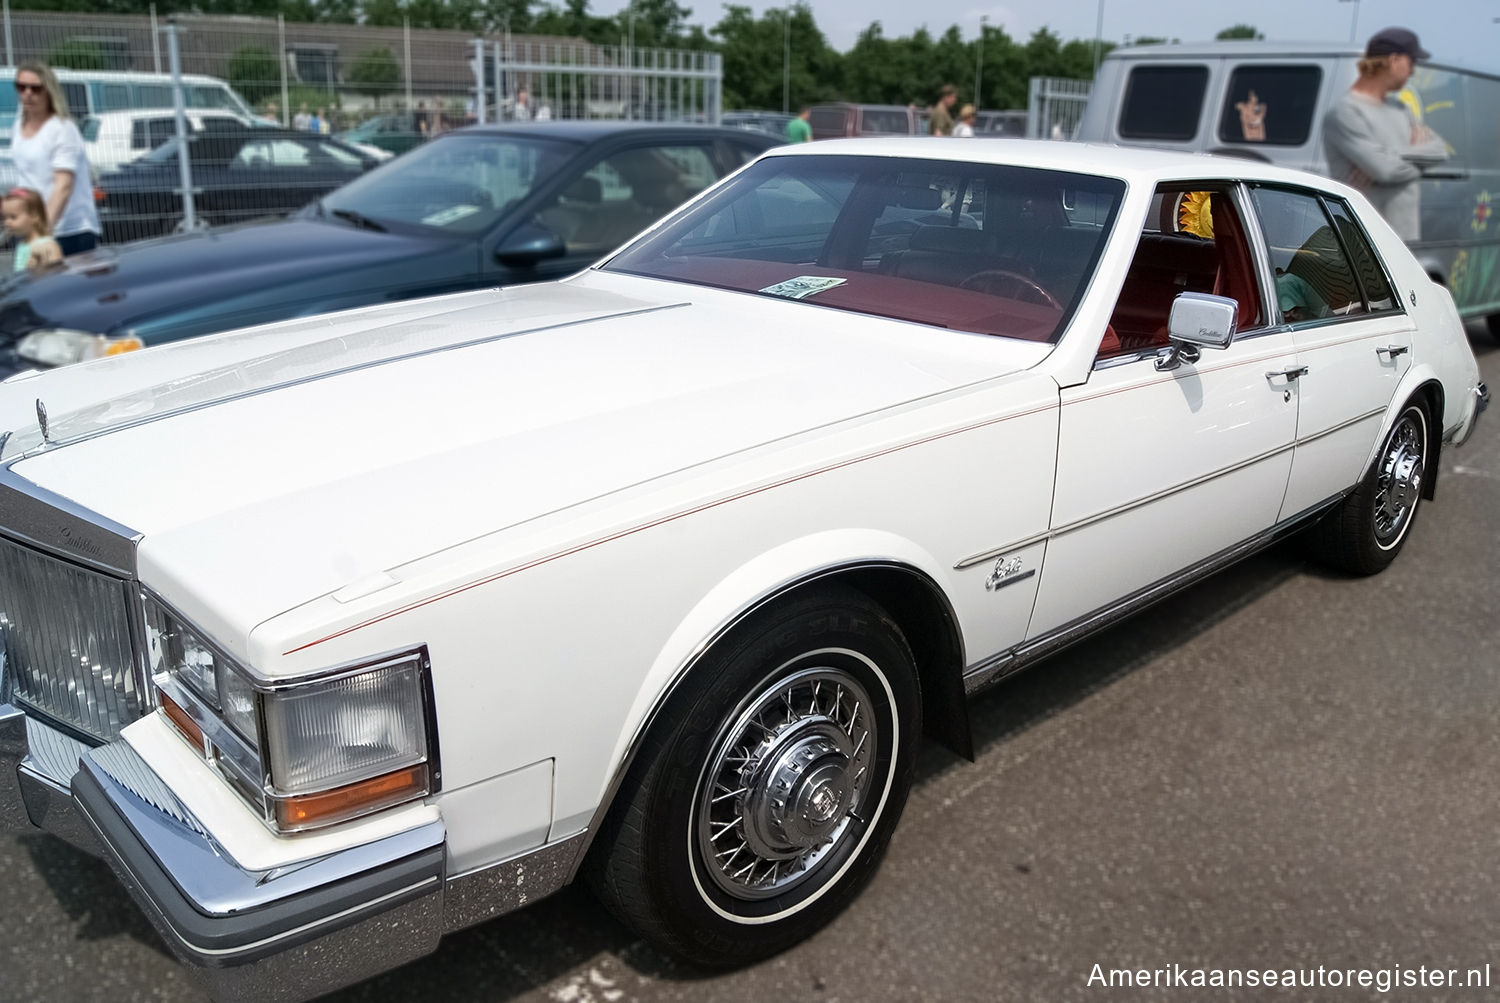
[
  {"x1": 1376, "y1": 344, "x2": 1410, "y2": 359},
  {"x1": 1264, "y1": 365, "x2": 1309, "y2": 384}
]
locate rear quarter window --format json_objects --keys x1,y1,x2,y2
[
  {"x1": 1217, "y1": 65, "x2": 1323, "y2": 146},
  {"x1": 1119, "y1": 65, "x2": 1209, "y2": 141}
]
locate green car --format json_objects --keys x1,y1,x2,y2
[{"x1": 337, "y1": 112, "x2": 425, "y2": 155}]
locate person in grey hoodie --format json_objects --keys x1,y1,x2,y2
[{"x1": 1322, "y1": 27, "x2": 1448, "y2": 241}]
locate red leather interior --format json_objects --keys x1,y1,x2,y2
[
  {"x1": 1099, "y1": 192, "x2": 1265, "y2": 360},
  {"x1": 1209, "y1": 197, "x2": 1262, "y2": 329}
]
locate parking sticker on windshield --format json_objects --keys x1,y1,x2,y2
[
  {"x1": 759, "y1": 276, "x2": 847, "y2": 300},
  {"x1": 421, "y1": 205, "x2": 481, "y2": 226}
]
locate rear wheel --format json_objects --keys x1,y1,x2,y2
[
  {"x1": 1307, "y1": 398, "x2": 1429, "y2": 575},
  {"x1": 588, "y1": 587, "x2": 920, "y2": 967}
]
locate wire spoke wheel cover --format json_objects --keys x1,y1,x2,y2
[
  {"x1": 1372, "y1": 410, "x2": 1425, "y2": 548},
  {"x1": 588, "y1": 588, "x2": 919, "y2": 963},
  {"x1": 695, "y1": 662, "x2": 878, "y2": 902}
]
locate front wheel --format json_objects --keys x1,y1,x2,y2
[
  {"x1": 1307, "y1": 398, "x2": 1429, "y2": 575},
  {"x1": 1487, "y1": 313, "x2": 1500, "y2": 343},
  {"x1": 588, "y1": 587, "x2": 921, "y2": 967}
]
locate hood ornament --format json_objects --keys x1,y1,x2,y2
[{"x1": 36, "y1": 398, "x2": 51, "y2": 444}]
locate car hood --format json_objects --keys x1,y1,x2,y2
[
  {"x1": 0, "y1": 218, "x2": 456, "y2": 340},
  {"x1": 4, "y1": 271, "x2": 1050, "y2": 654}
]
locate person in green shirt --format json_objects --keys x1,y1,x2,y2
[{"x1": 786, "y1": 107, "x2": 812, "y2": 143}]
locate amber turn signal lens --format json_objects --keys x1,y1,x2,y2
[
  {"x1": 273, "y1": 764, "x2": 428, "y2": 830},
  {"x1": 104, "y1": 337, "x2": 143, "y2": 356},
  {"x1": 159, "y1": 690, "x2": 204, "y2": 749}
]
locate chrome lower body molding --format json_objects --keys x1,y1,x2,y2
[
  {"x1": 962, "y1": 492, "x2": 1348, "y2": 696},
  {"x1": 72, "y1": 739, "x2": 584, "y2": 1002},
  {"x1": 0, "y1": 703, "x2": 101, "y2": 853}
]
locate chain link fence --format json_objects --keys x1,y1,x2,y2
[
  {"x1": 1026, "y1": 76, "x2": 1092, "y2": 141},
  {"x1": 0, "y1": 10, "x2": 721, "y2": 246}
]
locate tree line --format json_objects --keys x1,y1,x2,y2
[{"x1": 15, "y1": 0, "x2": 1263, "y2": 114}]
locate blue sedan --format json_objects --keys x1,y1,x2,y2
[{"x1": 0, "y1": 122, "x2": 776, "y2": 374}]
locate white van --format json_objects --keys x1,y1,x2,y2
[
  {"x1": 1075, "y1": 41, "x2": 1500, "y2": 336},
  {"x1": 0, "y1": 68, "x2": 259, "y2": 140}
]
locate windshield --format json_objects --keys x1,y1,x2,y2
[
  {"x1": 606, "y1": 154, "x2": 1125, "y2": 343},
  {"x1": 320, "y1": 133, "x2": 574, "y2": 235}
]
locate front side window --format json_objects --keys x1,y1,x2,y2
[
  {"x1": 1119, "y1": 65, "x2": 1209, "y2": 141},
  {"x1": 1103, "y1": 184, "x2": 1266, "y2": 358},
  {"x1": 530, "y1": 144, "x2": 720, "y2": 257},
  {"x1": 606, "y1": 154, "x2": 1125, "y2": 344},
  {"x1": 321, "y1": 133, "x2": 573, "y2": 235},
  {"x1": 1217, "y1": 65, "x2": 1323, "y2": 146},
  {"x1": 1249, "y1": 187, "x2": 1366, "y2": 323}
]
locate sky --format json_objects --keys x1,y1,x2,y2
[{"x1": 592, "y1": 0, "x2": 1498, "y2": 72}]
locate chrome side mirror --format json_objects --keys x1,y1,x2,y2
[{"x1": 1156, "y1": 292, "x2": 1239, "y2": 371}]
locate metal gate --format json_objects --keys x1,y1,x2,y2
[
  {"x1": 471, "y1": 38, "x2": 721, "y2": 125},
  {"x1": 1027, "y1": 76, "x2": 1092, "y2": 141}
]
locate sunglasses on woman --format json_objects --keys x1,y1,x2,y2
[{"x1": 14, "y1": 82, "x2": 45, "y2": 94}]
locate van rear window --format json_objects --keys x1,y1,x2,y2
[
  {"x1": 1119, "y1": 65, "x2": 1209, "y2": 141},
  {"x1": 1218, "y1": 65, "x2": 1323, "y2": 146},
  {"x1": 810, "y1": 109, "x2": 847, "y2": 135}
]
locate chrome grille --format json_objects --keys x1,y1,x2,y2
[{"x1": 0, "y1": 535, "x2": 143, "y2": 742}]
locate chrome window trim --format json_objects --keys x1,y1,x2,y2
[
  {"x1": 1317, "y1": 194, "x2": 1405, "y2": 317},
  {"x1": 1245, "y1": 182, "x2": 1411, "y2": 330}
]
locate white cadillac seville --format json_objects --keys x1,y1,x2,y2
[{"x1": 0, "y1": 140, "x2": 1487, "y2": 999}]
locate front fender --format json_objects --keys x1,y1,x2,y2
[{"x1": 618, "y1": 529, "x2": 957, "y2": 770}]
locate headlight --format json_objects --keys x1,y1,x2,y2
[
  {"x1": 143, "y1": 591, "x2": 437, "y2": 832},
  {"x1": 16, "y1": 329, "x2": 143, "y2": 367}
]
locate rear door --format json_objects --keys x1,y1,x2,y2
[{"x1": 1246, "y1": 185, "x2": 1412, "y2": 519}]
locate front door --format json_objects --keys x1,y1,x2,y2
[{"x1": 1029, "y1": 182, "x2": 1300, "y2": 638}]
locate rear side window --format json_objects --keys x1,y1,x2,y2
[
  {"x1": 1250, "y1": 187, "x2": 1366, "y2": 323},
  {"x1": 809, "y1": 109, "x2": 847, "y2": 135},
  {"x1": 1324, "y1": 199, "x2": 1397, "y2": 313},
  {"x1": 1119, "y1": 66, "x2": 1209, "y2": 141},
  {"x1": 1218, "y1": 65, "x2": 1323, "y2": 146},
  {"x1": 860, "y1": 109, "x2": 910, "y2": 134}
]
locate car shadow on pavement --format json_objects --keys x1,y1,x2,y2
[
  {"x1": 323, "y1": 543, "x2": 1311, "y2": 1002},
  {"x1": 20, "y1": 832, "x2": 177, "y2": 959}
]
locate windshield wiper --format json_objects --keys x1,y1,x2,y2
[{"x1": 328, "y1": 208, "x2": 387, "y2": 232}]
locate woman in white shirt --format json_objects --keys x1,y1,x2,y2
[
  {"x1": 953, "y1": 104, "x2": 977, "y2": 138},
  {"x1": 10, "y1": 62, "x2": 101, "y2": 256}
]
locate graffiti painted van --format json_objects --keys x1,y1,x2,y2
[{"x1": 1075, "y1": 41, "x2": 1500, "y2": 336}]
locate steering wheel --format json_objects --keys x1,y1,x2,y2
[{"x1": 958, "y1": 269, "x2": 1062, "y2": 309}]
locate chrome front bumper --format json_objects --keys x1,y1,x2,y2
[
  {"x1": 0, "y1": 703, "x2": 101, "y2": 853},
  {"x1": 71, "y1": 740, "x2": 587, "y2": 1002}
]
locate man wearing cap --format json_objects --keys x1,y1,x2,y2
[{"x1": 1322, "y1": 27, "x2": 1448, "y2": 241}]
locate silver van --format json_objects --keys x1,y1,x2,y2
[{"x1": 1075, "y1": 41, "x2": 1500, "y2": 337}]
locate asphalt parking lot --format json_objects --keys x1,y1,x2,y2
[{"x1": 3, "y1": 328, "x2": 1497, "y2": 1003}]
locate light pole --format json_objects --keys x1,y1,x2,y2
[
  {"x1": 1339, "y1": 0, "x2": 1359, "y2": 44},
  {"x1": 975, "y1": 15, "x2": 987, "y2": 110},
  {"x1": 783, "y1": 6, "x2": 790, "y2": 114},
  {"x1": 1092, "y1": 0, "x2": 1105, "y2": 79}
]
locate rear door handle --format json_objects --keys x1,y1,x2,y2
[
  {"x1": 1265, "y1": 365, "x2": 1309, "y2": 383},
  {"x1": 1376, "y1": 345, "x2": 1410, "y2": 359}
]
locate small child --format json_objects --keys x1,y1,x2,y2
[{"x1": 3, "y1": 187, "x2": 63, "y2": 274}]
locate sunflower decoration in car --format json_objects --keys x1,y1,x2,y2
[{"x1": 1177, "y1": 191, "x2": 1214, "y2": 238}]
